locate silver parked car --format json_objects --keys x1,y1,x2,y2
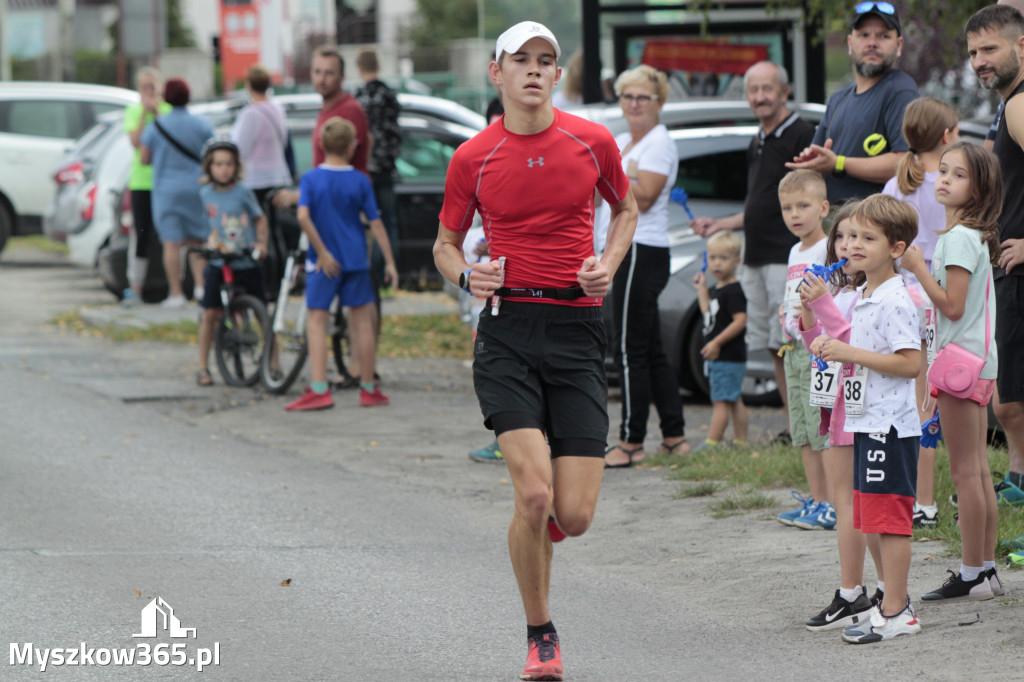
[{"x1": 0, "y1": 81, "x2": 137, "y2": 253}]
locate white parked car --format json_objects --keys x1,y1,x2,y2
[{"x1": 0, "y1": 81, "x2": 137, "y2": 254}]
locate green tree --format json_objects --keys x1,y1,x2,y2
[
  {"x1": 411, "y1": 0, "x2": 582, "y2": 54},
  {"x1": 770, "y1": 0, "x2": 993, "y2": 79},
  {"x1": 410, "y1": 0, "x2": 478, "y2": 47},
  {"x1": 168, "y1": 0, "x2": 197, "y2": 48}
]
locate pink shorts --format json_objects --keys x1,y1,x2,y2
[{"x1": 929, "y1": 378, "x2": 995, "y2": 406}]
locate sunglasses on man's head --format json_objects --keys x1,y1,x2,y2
[{"x1": 855, "y1": 2, "x2": 895, "y2": 15}]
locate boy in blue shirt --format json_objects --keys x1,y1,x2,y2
[{"x1": 286, "y1": 116, "x2": 398, "y2": 410}]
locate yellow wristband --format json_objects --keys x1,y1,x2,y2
[{"x1": 835, "y1": 155, "x2": 846, "y2": 173}]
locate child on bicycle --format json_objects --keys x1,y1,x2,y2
[
  {"x1": 196, "y1": 137, "x2": 269, "y2": 386},
  {"x1": 286, "y1": 116, "x2": 397, "y2": 410}
]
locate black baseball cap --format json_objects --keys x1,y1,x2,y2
[{"x1": 852, "y1": 2, "x2": 902, "y2": 36}]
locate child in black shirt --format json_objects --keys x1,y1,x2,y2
[{"x1": 694, "y1": 231, "x2": 748, "y2": 449}]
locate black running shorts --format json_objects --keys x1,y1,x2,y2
[
  {"x1": 995, "y1": 276, "x2": 1024, "y2": 403},
  {"x1": 473, "y1": 300, "x2": 608, "y2": 458}
]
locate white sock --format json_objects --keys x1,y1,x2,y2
[
  {"x1": 960, "y1": 564, "x2": 983, "y2": 582},
  {"x1": 839, "y1": 586, "x2": 862, "y2": 603},
  {"x1": 983, "y1": 560, "x2": 996, "y2": 570},
  {"x1": 876, "y1": 581, "x2": 885, "y2": 593},
  {"x1": 919, "y1": 503, "x2": 937, "y2": 512}
]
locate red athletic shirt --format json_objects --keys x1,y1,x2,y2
[
  {"x1": 439, "y1": 109, "x2": 630, "y2": 306},
  {"x1": 313, "y1": 93, "x2": 369, "y2": 172}
]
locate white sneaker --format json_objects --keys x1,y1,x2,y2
[
  {"x1": 193, "y1": 287, "x2": 204, "y2": 302},
  {"x1": 986, "y1": 568, "x2": 1004, "y2": 596},
  {"x1": 161, "y1": 295, "x2": 187, "y2": 308},
  {"x1": 842, "y1": 603, "x2": 921, "y2": 644}
]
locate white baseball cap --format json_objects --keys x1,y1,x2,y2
[{"x1": 495, "y1": 21, "x2": 561, "y2": 61}]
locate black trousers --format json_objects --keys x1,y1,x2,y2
[{"x1": 611, "y1": 243, "x2": 685, "y2": 443}]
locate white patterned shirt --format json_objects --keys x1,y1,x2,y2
[{"x1": 843, "y1": 275, "x2": 920, "y2": 438}]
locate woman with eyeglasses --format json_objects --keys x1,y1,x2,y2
[{"x1": 599, "y1": 64, "x2": 690, "y2": 468}]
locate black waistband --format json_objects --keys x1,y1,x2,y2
[
  {"x1": 485, "y1": 300, "x2": 603, "y2": 319},
  {"x1": 493, "y1": 286, "x2": 585, "y2": 300}
]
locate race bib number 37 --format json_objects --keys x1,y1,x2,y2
[{"x1": 809, "y1": 360, "x2": 842, "y2": 408}]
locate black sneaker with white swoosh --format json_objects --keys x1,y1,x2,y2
[{"x1": 805, "y1": 588, "x2": 874, "y2": 631}]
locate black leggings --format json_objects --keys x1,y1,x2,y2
[
  {"x1": 611, "y1": 243, "x2": 685, "y2": 443},
  {"x1": 129, "y1": 189, "x2": 155, "y2": 258}
]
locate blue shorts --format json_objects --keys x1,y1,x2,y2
[
  {"x1": 708, "y1": 360, "x2": 745, "y2": 402},
  {"x1": 305, "y1": 268, "x2": 375, "y2": 310},
  {"x1": 852, "y1": 427, "x2": 919, "y2": 536}
]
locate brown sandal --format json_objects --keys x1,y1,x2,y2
[
  {"x1": 656, "y1": 439, "x2": 690, "y2": 456},
  {"x1": 604, "y1": 443, "x2": 643, "y2": 468},
  {"x1": 196, "y1": 368, "x2": 214, "y2": 387}
]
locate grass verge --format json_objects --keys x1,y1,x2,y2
[
  {"x1": 7, "y1": 235, "x2": 69, "y2": 255},
  {"x1": 647, "y1": 439, "x2": 1024, "y2": 560},
  {"x1": 52, "y1": 309, "x2": 473, "y2": 360}
]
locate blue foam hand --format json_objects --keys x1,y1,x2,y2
[
  {"x1": 701, "y1": 250, "x2": 708, "y2": 273},
  {"x1": 811, "y1": 355, "x2": 828, "y2": 371},
  {"x1": 921, "y1": 412, "x2": 942, "y2": 449},
  {"x1": 803, "y1": 258, "x2": 848, "y2": 281},
  {"x1": 670, "y1": 187, "x2": 695, "y2": 220}
]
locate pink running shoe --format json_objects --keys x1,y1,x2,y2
[
  {"x1": 359, "y1": 387, "x2": 390, "y2": 407},
  {"x1": 285, "y1": 388, "x2": 334, "y2": 411}
]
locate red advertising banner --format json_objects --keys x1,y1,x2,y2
[
  {"x1": 642, "y1": 40, "x2": 769, "y2": 76},
  {"x1": 220, "y1": 1, "x2": 261, "y2": 92}
]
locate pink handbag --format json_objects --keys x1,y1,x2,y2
[{"x1": 927, "y1": 276, "x2": 990, "y2": 399}]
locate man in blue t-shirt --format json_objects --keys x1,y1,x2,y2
[{"x1": 787, "y1": 3, "x2": 919, "y2": 204}]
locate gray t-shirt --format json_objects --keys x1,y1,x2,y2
[
  {"x1": 812, "y1": 69, "x2": 919, "y2": 204},
  {"x1": 199, "y1": 183, "x2": 264, "y2": 270}
]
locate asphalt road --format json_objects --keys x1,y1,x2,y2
[{"x1": 1, "y1": 245, "x2": 1014, "y2": 680}]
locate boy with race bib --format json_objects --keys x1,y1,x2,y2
[{"x1": 814, "y1": 194, "x2": 922, "y2": 643}]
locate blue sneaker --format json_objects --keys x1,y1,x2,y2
[
  {"x1": 997, "y1": 477, "x2": 1024, "y2": 506},
  {"x1": 777, "y1": 491, "x2": 816, "y2": 526},
  {"x1": 794, "y1": 501, "x2": 837, "y2": 530},
  {"x1": 469, "y1": 439, "x2": 504, "y2": 464},
  {"x1": 1000, "y1": 533, "x2": 1024, "y2": 552}
]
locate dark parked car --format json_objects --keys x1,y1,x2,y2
[{"x1": 97, "y1": 106, "x2": 482, "y2": 298}]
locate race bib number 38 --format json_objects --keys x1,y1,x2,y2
[
  {"x1": 843, "y1": 365, "x2": 867, "y2": 417},
  {"x1": 809, "y1": 360, "x2": 842, "y2": 408},
  {"x1": 924, "y1": 305, "x2": 937, "y2": 366}
]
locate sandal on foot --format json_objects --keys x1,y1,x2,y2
[
  {"x1": 604, "y1": 443, "x2": 643, "y2": 469},
  {"x1": 655, "y1": 439, "x2": 690, "y2": 456},
  {"x1": 196, "y1": 368, "x2": 214, "y2": 387}
]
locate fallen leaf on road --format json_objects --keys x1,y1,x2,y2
[
  {"x1": 958, "y1": 614, "x2": 980, "y2": 626},
  {"x1": 135, "y1": 589, "x2": 142, "y2": 597},
  {"x1": 280, "y1": 579, "x2": 292, "y2": 586},
  {"x1": 923, "y1": 554, "x2": 935, "y2": 561},
  {"x1": 501, "y1": 479, "x2": 509, "y2": 485}
]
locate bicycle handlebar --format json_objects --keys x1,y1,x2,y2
[{"x1": 187, "y1": 246, "x2": 260, "y2": 262}]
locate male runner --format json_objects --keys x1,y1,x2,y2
[{"x1": 434, "y1": 21, "x2": 638, "y2": 681}]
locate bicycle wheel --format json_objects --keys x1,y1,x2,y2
[
  {"x1": 331, "y1": 303, "x2": 351, "y2": 380},
  {"x1": 215, "y1": 294, "x2": 270, "y2": 387},
  {"x1": 263, "y1": 290, "x2": 308, "y2": 394}
]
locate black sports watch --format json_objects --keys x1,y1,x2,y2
[{"x1": 459, "y1": 268, "x2": 473, "y2": 292}]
